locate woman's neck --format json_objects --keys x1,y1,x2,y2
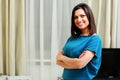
[{"x1": 80, "y1": 28, "x2": 89, "y2": 36}]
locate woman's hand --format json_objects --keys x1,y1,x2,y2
[{"x1": 56, "y1": 51, "x2": 64, "y2": 61}]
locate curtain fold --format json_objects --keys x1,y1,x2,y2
[
  {"x1": 111, "y1": 0, "x2": 117, "y2": 47},
  {"x1": 15, "y1": 0, "x2": 25, "y2": 75},
  {"x1": 40, "y1": 0, "x2": 44, "y2": 79},
  {"x1": 117, "y1": 0, "x2": 120, "y2": 48},
  {"x1": 0, "y1": 0, "x2": 25, "y2": 76},
  {"x1": 0, "y1": 0, "x2": 3, "y2": 75},
  {"x1": 104, "y1": 0, "x2": 111, "y2": 48},
  {"x1": 8, "y1": 0, "x2": 16, "y2": 75},
  {"x1": 51, "y1": 0, "x2": 58, "y2": 79}
]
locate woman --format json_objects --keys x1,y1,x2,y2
[{"x1": 56, "y1": 3, "x2": 102, "y2": 80}]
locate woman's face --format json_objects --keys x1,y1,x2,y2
[{"x1": 74, "y1": 8, "x2": 89, "y2": 30}]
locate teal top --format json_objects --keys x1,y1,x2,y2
[{"x1": 62, "y1": 34, "x2": 102, "y2": 80}]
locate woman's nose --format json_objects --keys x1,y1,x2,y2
[{"x1": 78, "y1": 17, "x2": 82, "y2": 22}]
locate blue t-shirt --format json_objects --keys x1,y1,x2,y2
[{"x1": 62, "y1": 34, "x2": 102, "y2": 80}]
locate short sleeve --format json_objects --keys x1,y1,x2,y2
[{"x1": 84, "y1": 35, "x2": 102, "y2": 58}]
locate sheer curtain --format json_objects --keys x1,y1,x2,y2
[
  {"x1": 85, "y1": 0, "x2": 117, "y2": 48},
  {"x1": 25, "y1": 0, "x2": 118, "y2": 80},
  {"x1": 117, "y1": 0, "x2": 120, "y2": 48},
  {"x1": 0, "y1": 0, "x2": 25, "y2": 75}
]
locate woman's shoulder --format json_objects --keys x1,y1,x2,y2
[
  {"x1": 91, "y1": 34, "x2": 102, "y2": 41},
  {"x1": 92, "y1": 33, "x2": 101, "y2": 38}
]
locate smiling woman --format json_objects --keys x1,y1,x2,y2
[{"x1": 56, "y1": 3, "x2": 102, "y2": 80}]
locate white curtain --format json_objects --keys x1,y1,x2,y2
[
  {"x1": 0, "y1": 0, "x2": 25, "y2": 76},
  {"x1": 86, "y1": 0, "x2": 118, "y2": 48},
  {"x1": 25, "y1": 0, "x2": 119, "y2": 80},
  {"x1": 117, "y1": 0, "x2": 120, "y2": 48}
]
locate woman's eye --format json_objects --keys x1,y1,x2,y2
[
  {"x1": 74, "y1": 14, "x2": 86, "y2": 19},
  {"x1": 74, "y1": 16, "x2": 78, "y2": 19},
  {"x1": 80, "y1": 15, "x2": 85, "y2": 18}
]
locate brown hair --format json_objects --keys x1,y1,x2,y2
[{"x1": 71, "y1": 3, "x2": 96, "y2": 38}]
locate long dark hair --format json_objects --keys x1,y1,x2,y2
[{"x1": 71, "y1": 3, "x2": 96, "y2": 38}]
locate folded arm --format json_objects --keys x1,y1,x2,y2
[{"x1": 56, "y1": 50, "x2": 94, "y2": 69}]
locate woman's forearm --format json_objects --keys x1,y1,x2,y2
[
  {"x1": 56, "y1": 50, "x2": 94, "y2": 69},
  {"x1": 56, "y1": 60, "x2": 79, "y2": 69},
  {"x1": 56, "y1": 53, "x2": 83, "y2": 69},
  {"x1": 58, "y1": 55, "x2": 83, "y2": 69}
]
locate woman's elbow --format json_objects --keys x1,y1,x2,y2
[{"x1": 76, "y1": 63, "x2": 87, "y2": 69}]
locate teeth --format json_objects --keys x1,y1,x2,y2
[{"x1": 78, "y1": 23, "x2": 83, "y2": 26}]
